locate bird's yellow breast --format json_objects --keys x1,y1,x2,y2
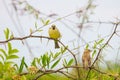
[{"x1": 48, "y1": 27, "x2": 61, "y2": 39}]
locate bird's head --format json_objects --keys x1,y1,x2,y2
[
  {"x1": 84, "y1": 49, "x2": 91, "y2": 54},
  {"x1": 51, "y1": 24, "x2": 56, "y2": 30}
]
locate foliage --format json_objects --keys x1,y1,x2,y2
[
  {"x1": 0, "y1": 28, "x2": 120, "y2": 80},
  {"x1": 0, "y1": 28, "x2": 19, "y2": 79},
  {"x1": 0, "y1": 0, "x2": 120, "y2": 80}
]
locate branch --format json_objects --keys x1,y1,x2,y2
[
  {"x1": 34, "y1": 70, "x2": 76, "y2": 80},
  {"x1": 20, "y1": 65, "x2": 83, "y2": 80},
  {"x1": 0, "y1": 34, "x2": 80, "y2": 79},
  {"x1": 58, "y1": 41, "x2": 80, "y2": 79},
  {"x1": 0, "y1": 35, "x2": 50, "y2": 44},
  {"x1": 20, "y1": 65, "x2": 119, "y2": 80},
  {"x1": 86, "y1": 23, "x2": 119, "y2": 80},
  {"x1": 34, "y1": 66, "x2": 81, "y2": 80}
]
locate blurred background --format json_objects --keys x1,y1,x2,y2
[{"x1": 0, "y1": 0, "x2": 120, "y2": 67}]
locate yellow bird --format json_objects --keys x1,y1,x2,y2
[
  {"x1": 48, "y1": 24, "x2": 61, "y2": 48},
  {"x1": 82, "y1": 49, "x2": 91, "y2": 70}
]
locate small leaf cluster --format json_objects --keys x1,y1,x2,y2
[
  {"x1": 31, "y1": 46, "x2": 68, "y2": 69},
  {"x1": 0, "y1": 28, "x2": 19, "y2": 79},
  {"x1": 92, "y1": 38, "x2": 104, "y2": 58}
]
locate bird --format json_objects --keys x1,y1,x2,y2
[
  {"x1": 82, "y1": 49, "x2": 91, "y2": 70},
  {"x1": 48, "y1": 24, "x2": 61, "y2": 48}
]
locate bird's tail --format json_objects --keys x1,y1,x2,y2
[
  {"x1": 84, "y1": 61, "x2": 89, "y2": 70},
  {"x1": 54, "y1": 40, "x2": 60, "y2": 48}
]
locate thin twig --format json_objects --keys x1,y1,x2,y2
[{"x1": 0, "y1": 35, "x2": 50, "y2": 44}]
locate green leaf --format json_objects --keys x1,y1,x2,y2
[
  {"x1": 6, "y1": 28, "x2": 10, "y2": 40},
  {"x1": 92, "y1": 50, "x2": 96, "y2": 58},
  {"x1": 46, "y1": 58, "x2": 49, "y2": 68},
  {"x1": 10, "y1": 35, "x2": 13, "y2": 39},
  {"x1": 10, "y1": 49, "x2": 19, "y2": 55},
  {"x1": 4, "y1": 61, "x2": 14, "y2": 65},
  {"x1": 35, "y1": 22, "x2": 38, "y2": 29},
  {"x1": 37, "y1": 29, "x2": 43, "y2": 32},
  {"x1": 64, "y1": 59, "x2": 67, "y2": 65},
  {"x1": 30, "y1": 28, "x2": 33, "y2": 34},
  {"x1": 61, "y1": 46, "x2": 67, "y2": 54},
  {"x1": 19, "y1": 57, "x2": 25, "y2": 73},
  {"x1": 4, "y1": 28, "x2": 10, "y2": 40},
  {"x1": 5, "y1": 61, "x2": 14, "y2": 64},
  {"x1": 45, "y1": 20, "x2": 50, "y2": 25},
  {"x1": 41, "y1": 54, "x2": 47, "y2": 67},
  {"x1": 41, "y1": 18, "x2": 45, "y2": 24},
  {"x1": 4, "y1": 61, "x2": 14, "y2": 70},
  {"x1": 0, "y1": 62, "x2": 3, "y2": 71},
  {"x1": 57, "y1": 18, "x2": 61, "y2": 20},
  {"x1": 0, "y1": 48, "x2": 7, "y2": 58},
  {"x1": 7, "y1": 55, "x2": 19, "y2": 60},
  {"x1": 46, "y1": 54, "x2": 51, "y2": 69},
  {"x1": 97, "y1": 39, "x2": 104, "y2": 44},
  {"x1": 35, "y1": 13, "x2": 39, "y2": 19},
  {"x1": 24, "y1": 61, "x2": 28, "y2": 69},
  {"x1": 67, "y1": 59, "x2": 74, "y2": 66},
  {"x1": 51, "y1": 59, "x2": 60, "y2": 69},
  {"x1": 13, "y1": 64, "x2": 19, "y2": 70},
  {"x1": 93, "y1": 42, "x2": 97, "y2": 49},
  {"x1": 90, "y1": 4, "x2": 96, "y2": 9},
  {"x1": 101, "y1": 44, "x2": 106, "y2": 49},
  {"x1": 0, "y1": 54, "x2": 4, "y2": 61},
  {"x1": 8, "y1": 42, "x2": 12, "y2": 54},
  {"x1": 54, "y1": 52, "x2": 60, "y2": 59},
  {"x1": 50, "y1": 51, "x2": 54, "y2": 58},
  {"x1": 85, "y1": 44, "x2": 89, "y2": 49},
  {"x1": 31, "y1": 58, "x2": 37, "y2": 66},
  {"x1": 37, "y1": 58, "x2": 41, "y2": 64},
  {"x1": 0, "y1": 62, "x2": 3, "y2": 65}
]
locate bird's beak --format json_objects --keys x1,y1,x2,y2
[{"x1": 52, "y1": 25, "x2": 56, "y2": 30}]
